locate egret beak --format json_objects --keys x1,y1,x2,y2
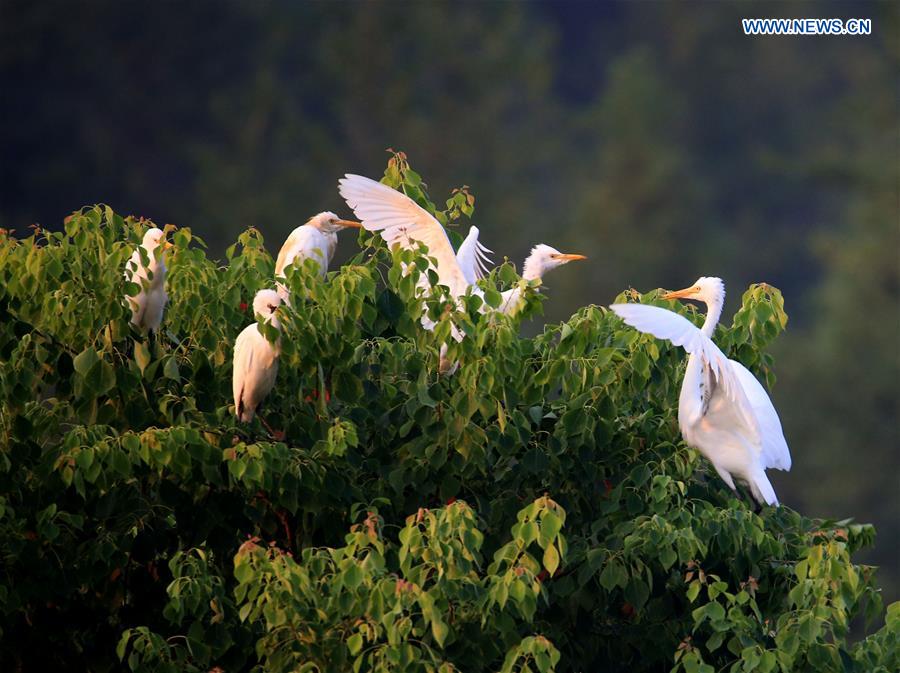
[
  {"x1": 662, "y1": 286, "x2": 696, "y2": 300},
  {"x1": 163, "y1": 241, "x2": 174, "y2": 251},
  {"x1": 552, "y1": 253, "x2": 587, "y2": 262},
  {"x1": 334, "y1": 219, "x2": 362, "y2": 229}
]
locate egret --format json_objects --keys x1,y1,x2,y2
[
  {"x1": 609, "y1": 277, "x2": 791, "y2": 506},
  {"x1": 233, "y1": 289, "x2": 283, "y2": 435},
  {"x1": 274, "y1": 212, "x2": 361, "y2": 301},
  {"x1": 124, "y1": 227, "x2": 172, "y2": 333},
  {"x1": 337, "y1": 174, "x2": 585, "y2": 314}
]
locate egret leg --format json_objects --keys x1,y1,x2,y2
[{"x1": 257, "y1": 414, "x2": 286, "y2": 442}]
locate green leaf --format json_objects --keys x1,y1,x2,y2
[
  {"x1": 347, "y1": 632, "x2": 363, "y2": 655},
  {"x1": 543, "y1": 543, "x2": 560, "y2": 576},
  {"x1": 686, "y1": 581, "x2": 702, "y2": 602},
  {"x1": 134, "y1": 340, "x2": 151, "y2": 374},
  {"x1": 163, "y1": 357, "x2": 180, "y2": 381},
  {"x1": 73, "y1": 346, "x2": 100, "y2": 375},
  {"x1": 344, "y1": 562, "x2": 364, "y2": 590},
  {"x1": 599, "y1": 559, "x2": 626, "y2": 591},
  {"x1": 540, "y1": 510, "x2": 563, "y2": 544},
  {"x1": 431, "y1": 617, "x2": 449, "y2": 648}
]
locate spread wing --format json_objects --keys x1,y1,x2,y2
[
  {"x1": 338, "y1": 174, "x2": 470, "y2": 297},
  {"x1": 456, "y1": 226, "x2": 494, "y2": 286},
  {"x1": 729, "y1": 361, "x2": 792, "y2": 470},
  {"x1": 609, "y1": 303, "x2": 760, "y2": 437}
]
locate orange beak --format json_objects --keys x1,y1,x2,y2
[
  {"x1": 335, "y1": 219, "x2": 362, "y2": 228},
  {"x1": 163, "y1": 241, "x2": 174, "y2": 251},
  {"x1": 553, "y1": 253, "x2": 587, "y2": 262},
  {"x1": 661, "y1": 286, "x2": 696, "y2": 300}
]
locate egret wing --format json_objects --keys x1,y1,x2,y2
[
  {"x1": 456, "y1": 226, "x2": 494, "y2": 285},
  {"x1": 609, "y1": 303, "x2": 759, "y2": 437},
  {"x1": 338, "y1": 174, "x2": 469, "y2": 297},
  {"x1": 729, "y1": 361, "x2": 792, "y2": 470},
  {"x1": 232, "y1": 324, "x2": 255, "y2": 418}
]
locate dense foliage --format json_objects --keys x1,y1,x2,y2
[{"x1": 0, "y1": 160, "x2": 896, "y2": 672}]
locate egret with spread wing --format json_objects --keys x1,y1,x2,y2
[
  {"x1": 609, "y1": 277, "x2": 791, "y2": 506},
  {"x1": 337, "y1": 174, "x2": 585, "y2": 314},
  {"x1": 233, "y1": 289, "x2": 283, "y2": 435},
  {"x1": 274, "y1": 212, "x2": 361, "y2": 301},
  {"x1": 124, "y1": 227, "x2": 172, "y2": 333}
]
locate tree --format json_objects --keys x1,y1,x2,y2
[{"x1": 0, "y1": 159, "x2": 896, "y2": 672}]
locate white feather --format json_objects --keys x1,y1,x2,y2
[
  {"x1": 233, "y1": 289, "x2": 282, "y2": 423},
  {"x1": 610, "y1": 300, "x2": 791, "y2": 506},
  {"x1": 456, "y1": 225, "x2": 494, "y2": 286},
  {"x1": 232, "y1": 323, "x2": 280, "y2": 423},
  {"x1": 124, "y1": 228, "x2": 168, "y2": 333},
  {"x1": 338, "y1": 174, "x2": 470, "y2": 298}
]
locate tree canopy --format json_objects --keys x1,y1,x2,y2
[{"x1": 0, "y1": 158, "x2": 896, "y2": 672}]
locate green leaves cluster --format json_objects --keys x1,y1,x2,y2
[{"x1": 0, "y1": 161, "x2": 895, "y2": 672}]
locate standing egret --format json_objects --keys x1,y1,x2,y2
[
  {"x1": 609, "y1": 277, "x2": 791, "y2": 506},
  {"x1": 274, "y1": 212, "x2": 361, "y2": 301},
  {"x1": 337, "y1": 174, "x2": 585, "y2": 313},
  {"x1": 124, "y1": 227, "x2": 172, "y2": 333},
  {"x1": 233, "y1": 289, "x2": 283, "y2": 435}
]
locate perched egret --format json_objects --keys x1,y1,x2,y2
[
  {"x1": 497, "y1": 243, "x2": 587, "y2": 314},
  {"x1": 337, "y1": 174, "x2": 585, "y2": 313},
  {"x1": 124, "y1": 227, "x2": 172, "y2": 333},
  {"x1": 233, "y1": 289, "x2": 283, "y2": 433},
  {"x1": 274, "y1": 212, "x2": 361, "y2": 301},
  {"x1": 609, "y1": 277, "x2": 791, "y2": 506},
  {"x1": 338, "y1": 174, "x2": 585, "y2": 373}
]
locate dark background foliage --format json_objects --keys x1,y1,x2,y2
[{"x1": 1, "y1": 0, "x2": 897, "y2": 601}]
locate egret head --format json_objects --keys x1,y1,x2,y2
[
  {"x1": 307, "y1": 211, "x2": 362, "y2": 234},
  {"x1": 522, "y1": 244, "x2": 587, "y2": 280},
  {"x1": 252, "y1": 289, "x2": 283, "y2": 324},
  {"x1": 662, "y1": 277, "x2": 725, "y2": 307}
]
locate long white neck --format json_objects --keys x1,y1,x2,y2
[
  {"x1": 701, "y1": 297, "x2": 723, "y2": 338},
  {"x1": 522, "y1": 255, "x2": 544, "y2": 281},
  {"x1": 498, "y1": 287, "x2": 524, "y2": 315}
]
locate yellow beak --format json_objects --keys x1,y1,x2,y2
[
  {"x1": 335, "y1": 219, "x2": 363, "y2": 229},
  {"x1": 661, "y1": 286, "x2": 696, "y2": 300},
  {"x1": 553, "y1": 253, "x2": 587, "y2": 262},
  {"x1": 163, "y1": 241, "x2": 174, "y2": 251}
]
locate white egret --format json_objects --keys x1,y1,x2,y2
[
  {"x1": 337, "y1": 174, "x2": 585, "y2": 314},
  {"x1": 233, "y1": 289, "x2": 283, "y2": 434},
  {"x1": 338, "y1": 174, "x2": 585, "y2": 374},
  {"x1": 124, "y1": 227, "x2": 172, "y2": 333},
  {"x1": 609, "y1": 277, "x2": 791, "y2": 506},
  {"x1": 497, "y1": 243, "x2": 587, "y2": 315},
  {"x1": 274, "y1": 211, "x2": 361, "y2": 301}
]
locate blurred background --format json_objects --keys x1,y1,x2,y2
[{"x1": 2, "y1": 1, "x2": 897, "y2": 601}]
